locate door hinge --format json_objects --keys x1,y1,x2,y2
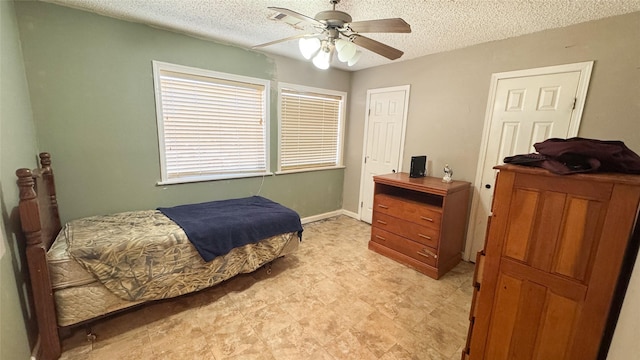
[
  {"x1": 368, "y1": 108, "x2": 371, "y2": 116},
  {"x1": 364, "y1": 157, "x2": 367, "y2": 164},
  {"x1": 360, "y1": 201, "x2": 363, "y2": 208},
  {"x1": 572, "y1": 98, "x2": 577, "y2": 110}
]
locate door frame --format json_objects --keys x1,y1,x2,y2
[
  {"x1": 463, "y1": 61, "x2": 594, "y2": 261},
  {"x1": 357, "y1": 85, "x2": 411, "y2": 220}
]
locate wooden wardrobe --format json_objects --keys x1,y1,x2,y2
[{"x1": 463, "y1": 165, "x2": 640, "y2": 360}]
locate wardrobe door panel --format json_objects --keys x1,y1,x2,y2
[
  {"x1": 503, "y1": 189, "x2": 539, "y2": 261},
  {"x1": 533, "y1": 292, "x2": 580, "y2": 360},
  {"x1": 552, "y1": 196, "x2": 606, "y2": 281}
]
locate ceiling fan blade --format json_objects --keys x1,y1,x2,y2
[
  {"x1": 252, "y1": 33, "x2": 314, "y2": 49},
  {"x1": 351, "y1": 35, "x2": 404, "y2": 60},
  {"x1": 268, "y1": 7, "x2": 324, "y2": 27},
  {"x1": 348, "y1": 18, "x2": 411, "y2": 33}
]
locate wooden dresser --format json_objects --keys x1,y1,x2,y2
[
  {"x1": 463, "y1": 165, "x2": 640, "y2": 360},
  {"x1": 369, "y1": 173, "x2": 471, "y2": 279}
]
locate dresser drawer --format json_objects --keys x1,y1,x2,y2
[
  {"x1": 371, "y1": 227, "x2": 438, "y2": 267},
  {"x1": 374, "y1": 193, "x2": 442, "y2": 229},
  {"x1": 372, "y1": 212, "x2": 439, "y2": 248}
]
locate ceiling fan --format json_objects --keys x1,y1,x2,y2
[{"x1": 253, "y1": 0, "x2": 411, "y2": 69}]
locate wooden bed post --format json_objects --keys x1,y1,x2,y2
[
  {"x1": 16, "y1": 167, "x2": 61, "y2": 360},
  {"x1": 39, "y1": 152, "x2": 62, "y2": 232}
]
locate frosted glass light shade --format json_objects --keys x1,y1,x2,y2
[
  {"x1": 335, "y1": 38, "x2": 349, "y2": 52},
  {"x1": 312, "y1": 50, "x2": 331, "y2": 70},
  {"x1": 299, "y1": 38, "x2": 321, "y2": 59},
  {"x1": 337, "y1": 41, "x2": 356, "y2": 62},
  {"x1": 347, "y1": 50, "x2": 362, "y2": 66}
]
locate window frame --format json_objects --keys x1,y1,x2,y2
[
  {"x1": 152, "y1": 61, "x2": 271, "y2": 185},
  {"x1": 276, "y1": 82, "x2": 347, "y2": 174}
]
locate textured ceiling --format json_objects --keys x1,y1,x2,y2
[{"x1": 42, "y1": 0, "x2": 640, "y2": 71}]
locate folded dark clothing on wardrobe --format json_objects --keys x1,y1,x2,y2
[
  {"x1": 534, "y1": 137, "x2": 640, "y2": 174},
  {"x1": 503, "y1": 152, "x2": 599, "y2": 175}
]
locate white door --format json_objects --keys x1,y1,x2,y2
[
  {"x1": 359, "y1": 86, "x2": 410, "y2": 223},
  {"x1": 466, "y1": 62, "x2": 593, "y2": 259}
]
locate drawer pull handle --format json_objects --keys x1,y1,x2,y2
[
  {"x1": 376, "y1": 220, "x2": 387, "y2": 225},
  {"x1": 417, "y1": 249, "x2": 438, "y2": 259},
  {"x1": 418, "y1": 234, "x2": 432, "y2": 240},
  {"x1": 375, "y1": 235, "x2": 386, "y2": 241},
  {"x1": 377, "y1": 204, "x2": 389, "y2": 209},
  {"x1": 421, "y1": 216, "x2": 434, "y2": 222}
]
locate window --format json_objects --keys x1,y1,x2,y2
[
  {"x1": 153, "y1": 61, "x2": 270, "y2": 184},
  {"x1": 278, "y1": 83, "x2": 346, "y2": 173}
]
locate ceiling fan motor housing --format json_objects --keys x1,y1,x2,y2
[{"x1": 315, "y1": 10, "x2": 352, "y2": 28}]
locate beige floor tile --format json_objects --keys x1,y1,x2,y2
[
  {"x1": 357, "y1": 285, "x2": 405, "y2": 320},
  {"x1": 380, "y1": 344, "x2": 450, "y2": 360},
  {"x1": 88, "y1": 340, "x2": 156, "y2": 360},
  {"x1": 410, "y1": 314, "x2": 468, "y2": 358},
  {"x1": 327, "y1": 295, "x2": 377, "y2": 325},
  {"x1": 302, "y1": 277, "x2": 351, "y2": 306},
  {"x1": 247, "y1": 304, "x2": 297, "y2": 340},
  {"x1": 297, "y1": 305, "x2": 351, "y2": 345},
  {"x1": 351, "y1": 310, "x2": 415, "y2": 358},
  {"x1": 151, "y1": 332, "x2": 213, "y2": 359},
  {"x1": 206, "y1": 319, "x2": 273, "y2": 359},
  {"x1": 277, "y1": 290, "x2": 327, "y2": 321},
  {"x1": 325, "y1": 329, "x2": 379, "y2": 360}
]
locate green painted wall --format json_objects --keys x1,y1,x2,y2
[
  {"x1": 15, "y1": 1, "x2": 350, "y2": 223},
  {"x1": 0, "y1": 1, "x2": 40, "y2": 358}
]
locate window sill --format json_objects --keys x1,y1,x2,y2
[
  {"x1": 275, "y1": 166, "x2": 346, "y2": 175},
  {"x1": 157, "y1": 172, "x2": 274, "y2": 186}
]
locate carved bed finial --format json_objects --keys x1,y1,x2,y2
[
  {"x1": 16, "y1": 168, "x2": 36, "y2": 201},
  {"x1": 37, "y1": 152, "x2": 61, "y2": 230},
  {"x1": 40, "y1": 152, "x2": 52, "y2": 169},
  {"x1": 16, "y1": 168, "x2": 42, "y2": 246}
]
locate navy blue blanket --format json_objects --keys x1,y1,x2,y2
[{"x1": 158, "y1": 196, "x2": 302, "y2": 262}]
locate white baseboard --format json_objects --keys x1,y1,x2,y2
[
  {"x1": 300, "y1": 209, "x2": 361, "y2": 224},
  {"x1": 341, "y1": 209, "x2": 360, "y2": 220},
  {"x1": 300, "y1": 210, "x2": 343, "y2": 224}
]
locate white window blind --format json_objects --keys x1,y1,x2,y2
[
  {"x1": 153, "y1": 62, "x2": 269, "y2": 183},
  {"x1": 280, "y1": 87, "x2": 345, "y2": 172}
]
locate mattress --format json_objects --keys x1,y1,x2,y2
[{"x1": 47, "y1": 210, "x2": 299, "y2": 327}]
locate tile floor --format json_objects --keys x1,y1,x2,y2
[{"x1": 59, "y1": 216, "x2": 475, "y2": 360}]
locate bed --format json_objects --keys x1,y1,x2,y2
[{"x1": 16, "y1": 153, "x2": 302, "y2": 360}]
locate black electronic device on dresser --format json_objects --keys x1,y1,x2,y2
[{"x1": 410, "y1": 155, "x2": 427, "y2": 178}]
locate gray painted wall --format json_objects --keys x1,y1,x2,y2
[
  {"x1": 344, "y1": 12, "x2": 640, "y2": 215},
  {"x1": 343, "y1": 12, "x2": 640, "y2": 360},
  {"x1": 15, "y1": 1, "x2": 351, "y2": 224},
  {"x1": 0, "y1": 1, "x2": 40, "y2": 359},
  {"x1": 343, "y1": 13, "x2": 640, "y2": 212}
]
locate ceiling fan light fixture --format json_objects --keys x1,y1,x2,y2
[
  {"x1": 257, "y1": 1, "x2": 411, "y2": 68},
  {"x1": 337, "y1": 41, "x2": 356, "y2": 62},
  {"x1": 334, "y1": 38, "x2": 348, "y2": 52},
  {"x1": 299, "y1": 37, "x2": 321, "y2": 59},
  {"x1": 312, "y1": 44, "x2": 332, "y2": 70},
  {"x1": 347, "y1": 50, "x2": 362, "y2": 66}
]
